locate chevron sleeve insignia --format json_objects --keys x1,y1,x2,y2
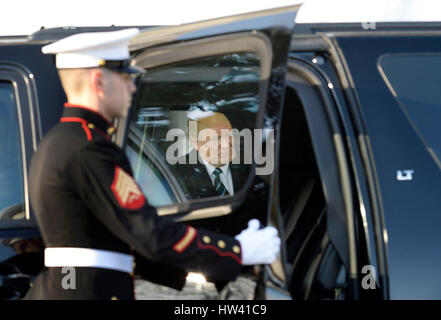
[{"x1": 111, "y1": 166, "x2": 146, "y2": 210}]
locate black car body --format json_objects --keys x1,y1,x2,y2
[{"x1": 0, "y1": 5, "x2": 439, "y2": 299}]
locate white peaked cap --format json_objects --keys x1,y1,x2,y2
[
  {"x1": 42, "y1": 28, "x2": 140, "y2": 70},
  {"x1": 187, "y1": 109, "x2": 215, "y2": 120}
]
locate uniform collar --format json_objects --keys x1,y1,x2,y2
[{"x1": 61, "y1": 103, "x2": 116, "y2": 138}]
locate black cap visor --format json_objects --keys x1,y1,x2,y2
[{"x1": 99, "y1": 59, "x2": 145, "y2": 75}]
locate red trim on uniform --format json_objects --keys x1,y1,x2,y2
[
  {"x1": 60, "y1": 117, "x2": 92, "y2": 141},
  {"x1": 64, "y1": 103, "x2": 115, "y2": 128},
  {"x1": 172, "y1": 226, "x2": 197, "y2": 253},
  {"x1": 196, "y1": 238, "x2": 242, "y2": 265}
]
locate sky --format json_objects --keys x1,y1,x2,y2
[
  {"x1": 3, "y1": 0, "x2": 440, "y2": 36},
  {"x1": 1, "y1": 0, "x2": 303, "y2": 36}
]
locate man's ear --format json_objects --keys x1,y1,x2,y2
[{"x1": 90, "y1": 68, "x2": 105, "y2": 97}]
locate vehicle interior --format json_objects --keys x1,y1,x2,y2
[{"x1": 278, "y1": 85, "x2": 348, "y2": 300}]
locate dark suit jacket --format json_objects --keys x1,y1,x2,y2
[{"x1": 171, "y1": 150, "x2": 250, "y2": 200}]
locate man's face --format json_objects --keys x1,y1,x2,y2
[
  {"x1": 102, "y1": 70, "x2": 137, "y2": 119},
  {"x1": 195, "y1": 121, "x2": 235, "y2": 167}
]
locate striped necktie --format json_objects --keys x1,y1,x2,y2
[{"x1": 212, "y1": 167, "x2": 229, "y2": 196}]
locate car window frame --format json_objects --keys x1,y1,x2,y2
[
  {"x1": 282, "y1": 59, "x2": 361, "y2": 298},
  {"x1": 117, "y1": 32, "x2": 274, "y2": 220},
  {"x1": 0, "y1": 63, "x2": 39, "y2": 229}
]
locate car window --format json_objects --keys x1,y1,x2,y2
[
  {"x1": 126, "y1": 52, "x2": 261, "y2": 205},
  {"x1": 0, "y1": 82, "x2": 25, "y2": 221},
  {"x1": 126, "y1": 140, "x2": 177, "y2": 206},
  {"x1": 380, "y1": 54, "x2": 441, "y2": 166}
]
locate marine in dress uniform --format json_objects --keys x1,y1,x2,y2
[{"x1": 25, "y1": 28, "x2": 280, "y2": 300}]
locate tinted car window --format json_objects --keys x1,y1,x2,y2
[
  {"x1": 126, "y1": 52, "x2": 260, "y2": 205},
  {"x1": 126, "y1": 141, "x2": 177, "y2": 206},
  {"x1": 380, "y1": 54, "x2": 441, "y2": 167},
  {"x1": 0, "y1": 82, "x2": 25, "y2": 220}
]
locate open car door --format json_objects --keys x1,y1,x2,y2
[{"x1": 117, "y1": 5, "x2": 299, "y2": 299}]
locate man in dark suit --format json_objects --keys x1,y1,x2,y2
[{"x1": 172, "y1": 112, "x2": 251, "y2": 200}]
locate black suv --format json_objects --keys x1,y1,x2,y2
[{"x1": 0, "y1": 5, "x2": 439, "y2": 300}]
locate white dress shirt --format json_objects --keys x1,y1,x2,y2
[{"x1": 200, "y1": 157, "x2": 234, "y2": 195}]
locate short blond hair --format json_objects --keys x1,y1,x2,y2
[
  {"x1": 57, "y1": 68, "x2": 95, "y2": 96},
  {"x1": 189, "y1": 112, "x2": 232, "y2": 140}
]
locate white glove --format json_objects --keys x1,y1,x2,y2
[{"x1": 234, "y1": 219, "x2": 281, "y2": 265}]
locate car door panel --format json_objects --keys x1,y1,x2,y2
[{"x1": 120, "y1": 6, "x2": 298, "y2": 223}]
